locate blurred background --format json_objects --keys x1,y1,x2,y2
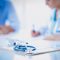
[{"x1": 12, "y1": 0, "x2": 51, "y2": 31}]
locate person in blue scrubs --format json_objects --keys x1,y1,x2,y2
[
  {"x1": 0, "y1": 0, "x2": 19, "y2": 34},
  {"x1": 0, "y1": 0, "x2": 20, "y2": 60}
]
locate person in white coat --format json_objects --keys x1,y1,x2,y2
[
  {"x1": 32, "y1": 0, "x2": 60, "y2": 60},
  {"x1": 32, "y1": 0, "x2": 60, "y2": 38}
]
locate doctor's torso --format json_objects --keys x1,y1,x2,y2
[
  {"x1": 49, "y1": 9, "x2": 60, "y2": 34},
  {"x1": 0, "y1": 1, "x2": 9, "y2": 26}
]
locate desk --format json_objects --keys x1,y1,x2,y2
[{"x1": 0, "y1": 30, "x2": 60, "y2": 60}]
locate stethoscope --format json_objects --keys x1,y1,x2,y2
[{"x1": 12, "y1": 42, "x2": 60, "y2": 56}]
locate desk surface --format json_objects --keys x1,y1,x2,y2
[
  {"x1": 1, "y1": 38, "x2": 60, "y2": 60},
  {"x1": 0, "y1": 30, "x2": 60, "y2": 60},
  {"x1": 1, "y1": 37, "x2": 60, "y2": 55}
]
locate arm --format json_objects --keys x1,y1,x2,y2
[
  {"x1": 31, "y1": 30, "x2": 40, "y2": 37},
  {"x1": 6, "y1": 2, "x2": 20, "y2": 33},
  {"x1": 31, "y1": 25, "x2": 49, "y2": 37}
]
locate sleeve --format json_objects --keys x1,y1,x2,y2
[
  {"x1": 7, "y1": 2, "x2": 20, "y2": 32},
  {"x1": 38, "y1": 25, "x2": 49, "y2": 35},
  {"x1": 37, "y1": 18, "x2": 51, "y2": 35}
]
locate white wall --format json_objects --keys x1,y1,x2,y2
[{"x1": 12, "y1": 0, "x2": 51, "y2": 31}]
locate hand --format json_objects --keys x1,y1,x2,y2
[
  {"x1": 0, "y1": 26, "x2": 14, "y2": 34},
  {"x1": 31, "y1": 30, "x2": 40, "y2": 37},
  {"x1": 0, "y1": 26, "x2": 6, "y2": 34},
  {"x1": 5, "y1": 26, "x2": 14, "y2": 33}
]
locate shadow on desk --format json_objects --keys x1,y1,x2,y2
[{"x1": 44, "y1": 34, "x2": 60, "y2": 41}]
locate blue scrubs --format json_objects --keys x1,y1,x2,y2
[
  {"x1": 0, "y1": 0, "x2": 19, "y2": 31},
  {"x1": 0, "y1": 0, "x2": 8, "y2": 25}
]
